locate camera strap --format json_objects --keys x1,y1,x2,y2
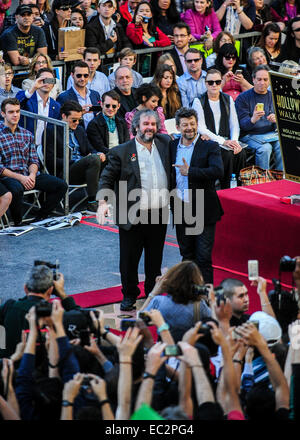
[{"x1": 193, "y1": 301, "x2": 201, "y2": 324}]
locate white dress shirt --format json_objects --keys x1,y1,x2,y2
[{"x1": 35, "y1": 92, "x2": 50, "y2": 145}]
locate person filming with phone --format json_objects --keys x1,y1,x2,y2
[{"x1": 16, "y1": 67, "x2": 61, "y2": 144}]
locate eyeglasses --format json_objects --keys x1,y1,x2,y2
[
  {"x1": 173, "y1": 34, "x2": 188, "y2": 38},
  {"x1": 206, "y1": 79, "x2": 222, "y2": 85},
  {"x1": 220, "y1": 38, "x2": 231, "y2": 44},
  {"x1": 104, "y1": 103, "x2": 118, "y2": 109},
  {"x1": 71, "y1": 118, "x2": 83, "y2": 123},
  {"x1": 224, "y1": 55, "x2": 236, "y2": 60},
  {"x1": 186, "y1": 58, "x2": 201, "y2": 63},
  {"x1": 75, "y1": 73, "x2": 89, "y2": 78},
  {"x1": 36, "y1": 60, "x2": 47, "y2": 65},
  {"x1": 292, "y1": 27, "x2": 300, "y2": 32},
  {"x1": 59, "y1": 6, "x2": 71, "y2": 11},
  {"x1": 1, "y1": 72, "x2": 14, "y2": 77}
]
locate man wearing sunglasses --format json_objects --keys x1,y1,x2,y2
[
  {"x1": 45, "y1": 100, "x2": 103, "y2": 213},
  {"x1": 57, "y1": 60, "x2": 101, "y2": 129},
  {"x1": 177, "y1": 48, "x2": 207, "y2": 108},
  {"x1": 192, "y1": 69, "x2": 246, "y2": 189},
  {"x1": 1, "y1": 4, "x2": 47, "y2": 66},
  {"x1": 87, "y1": 90, "x2": 129, "y2": 162}
]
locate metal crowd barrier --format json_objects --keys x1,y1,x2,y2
[{"x1": 20, "y1": 109, "x2": 71, "y2": 215}]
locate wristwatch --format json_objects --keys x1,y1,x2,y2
[
  {"x1": 157, "y1": 322, "x2": 169, "y2": 334},
  {"x1": 143, "y1": 372, "x2": 156, "y2": 380},
  {"x1": 62, "y1": 400, "x2": 74, "y2": 407}
]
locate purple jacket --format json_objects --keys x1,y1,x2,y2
[{"x1": 180, "y1": 9, "x2": 222, "y2": 40}]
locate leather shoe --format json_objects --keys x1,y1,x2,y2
[{"x1": 120, "y1": 301, "x2": 136, "y2": 311}]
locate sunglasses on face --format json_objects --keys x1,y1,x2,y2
[
  {"x1": 59, "y1": 5, "x2": 71, "y2": 10},
  {"x1": 104, "y1": 104, "x2": 118, "y2": 109},
  {"x1": 292, "y1": 27, "x2": 300, "y2": 32},
  {"x1": 71, "y1": 118, "x2": 83, "y2": 123},
  {"x1": 224, "y1": 55, "x2": 236, "y2": 60},
  {"x1": 75, "y1": 73, "x2": 89, "y2": 78},
  {"x1": 186, "y1": 58, "x2": 201, "y2": 63},
  {"x1": 206, "y1": 79, "x2": 222, "y2": 85}
]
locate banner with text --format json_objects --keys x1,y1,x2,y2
[{"x1": 269, "y1": 71, "x2": 300, "y2": 183}]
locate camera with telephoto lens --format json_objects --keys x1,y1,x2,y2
[
  {"x1": 193, "y1": 284, "x2": 209, "y2": 296},
  {"x1": 34, "y1": 260, "x2": 60, "y2": 281},
  {"x1": 35, "y1": 299, "x2": 52, "y2": 318},
  {"x1": 279, "y1": 256, "x2": 297, "y2": 272}
]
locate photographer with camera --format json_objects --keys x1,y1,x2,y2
[{"x1": 0, "y1": 263, "x2": 79, "y2": 359}]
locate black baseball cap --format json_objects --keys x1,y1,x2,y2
[{"x1": 15, "y1": 5, "x2": 33, "y2": 15}]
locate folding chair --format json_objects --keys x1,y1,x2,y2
[
  {"x1": 37, "y1": 145, "x2": 88, "y2": 214},
  {"x1": 0, "y1": 212, "x2": 10, "y2": 229}
]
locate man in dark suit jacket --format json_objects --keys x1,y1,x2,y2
[
  {"x1": 167, "y1": 22, "x2": 191, "y2": 77},
  {"x1": 87, "y1": 90, "x2": 130, "y2": 155},
  {"x1": 113, "y1": 66, "x2": 137, "y2": 119},
  {"x1": 16, "y1": 68, "x2": 61, "y2": 142},
  {"x1": 45, "y1": 101, "x2": 104, "y2": 213},
  {"x1": 85, "y1": 0, "x2": 132, "y2": 65},
  {"x1": 171, "y1": 108, "x2": 224, "y2": 284},
  {"x1": 57, "y1": 61, "x2": 100, "y2": 130},
  {"x1": 97, "y1": 109, "x2": 171, "y2": 311}
]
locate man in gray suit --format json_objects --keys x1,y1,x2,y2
[{"x1": 97, "y1": 109, "x2": 171, "y2": 311}]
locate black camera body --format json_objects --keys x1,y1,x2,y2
[
  {"x1": 36, "y1": 300, "x2": 52, "y2": 318},
  {"x1": 280, "y1": 256, "x2": 296, "y2": 272},
  {"x1": 215, "y1": 287, "x2": 225, "y2": 306},
  {"x1": 34, "y1": 260, "x2": 60, "y2": 281},
  {"x1": 138, "y1": 312, "x2": 151, "y2": 325},
  {"x1": 198, "y1": 323, "x2": 213, "y2": 336},
  {"x1": 193, "y1": 284, "x2": 209, "y2": 296}
]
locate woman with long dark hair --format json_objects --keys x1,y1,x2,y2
[
  {"x1": 258, "y1": 22, "x2": 283, "y2": 64},
  {"x1": 152, "y1": 64, "x2": 181, "y2": 118},
  {"x1": 214, "y1": 43, "x2": 252, "y2": 101},
  {"x1": 151, "y1": 0, "x2": 180, "y2": 39}
]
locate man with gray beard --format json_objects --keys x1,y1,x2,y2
[
  {"x1": 97, "y1": 109, "x2": 171, "y2": 311},
  {"x1": 113, "y1": 66, "x2": 138, "y2": 119}
]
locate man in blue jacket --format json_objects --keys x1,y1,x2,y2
[
  {"x1": 57, "y1": 60, "x2": 101, "y2": 129},
  {"x1": 16, "y1": 67, "x2": 61, "y2": 144}
]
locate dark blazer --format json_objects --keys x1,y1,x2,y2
[
  {"x1": 86, "y1": 112, "x2": 130, "y2": 154},
  {"x1": 16, "y1": 90, "x2": 61, "y2": 136},
  {"x1": 114, "y1": 86, "x2": 137, "y2": 119},
  {"x1": 99, "y1": 134, "x2": 171, "y2": 230},
  {"x1": 167, "y1": 48, "x2": 185, "y2": 77},
  {"x1": 85, "y1": 15, "x2": 132, "y2": 60},
  {"x1": 44, "y1": 123, "x2": 97, "y2": 176},
  {"x1": 170, "y1": 137, "x2": 224, "y2": 226}
]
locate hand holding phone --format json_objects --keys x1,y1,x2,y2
[
  {"x1": 248, "y1": 260, "x2": 259, "y2": 281},
  {"x1": 162, "y1": 344, "x2": 182, "y2": 357}
]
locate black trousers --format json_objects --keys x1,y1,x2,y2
[
  {"x1": 220, "y1": 148, "x2": 246, "y2": 189},
  {"x1": 1, "y1": 173, "x2": 67, "y2": 224},
  {"x1": 69, "y1": 154, "x2": 101, "y2": 198},
  {"x1": 119, "y1": 209, "x2": 167, "y2": 302}
]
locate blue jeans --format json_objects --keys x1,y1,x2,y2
[{"x1": 241, "y1": 133, "x2": 283, "y2": 170}]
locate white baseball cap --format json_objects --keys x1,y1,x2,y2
[{"x1": 250, "y1": 311, "x2": 282, "y2": 347}]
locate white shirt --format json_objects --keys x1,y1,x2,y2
[
  {"x1": 192, "y1": 95, "x2": 240, "y2": 145},
  {"x1": 36, "y1": 92, "x2": 50, "y2": 145},
  {"x1": 135, "y1": 139, "x2": 168, "y2": 210}
]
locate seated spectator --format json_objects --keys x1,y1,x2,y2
[
  {"x1": 180, "y1": 0, "x2": 222, "y2": 49},
  {"x1": 3, "y1": 0, "x2": 37, "y2": 33},
  {"x1": 214, "y1": 0, "x2": 255, "y2": 36},
  {"x1": 87, "y1": 90, "x2": 130, "y2": 156},
  {"x1": 156, "y1": 52, "x2": 179, "y2": 79},
  {"x1": 22, "y1": 53, "x2": 62, "y2": 99},
  {"x1": 214, "y1": 43, "x2": 253, "y2": 101},
  {"x1": 0, "y1": 98, "x2": 67, "y2": 225},
  {"x1": 140, "y1": 261, "x2": 212, "y2": 342},
  {"x1": 258, "y1": 22, "x2": 283, "y2": 66},
  {"x1": 70, "y1": 7, "x2": 87, "y2": 33},
  {"x1": 152, "y1": 64, "x2": 181, "y2": 119},
  {"x1": 57, "y1": 60, "x2": 101, "y2": 129},
  {"x1": 119, "y1": 0, "x2": 141, "y2": 25},
  {"x1": 166, "y1": 22, "x2": 191, "y2": 76},
  {"x1": 125, "y1": 83, "x2": 168, "y2": 138},
  {"x1": 30, "y1": 3, "x2": 45, "y2": 27},
  {"x1": 280, "y1": 16, "x2": 300, "y2": 63},
  {"x1": 253, "y1": 0, "x2": 285, "y2": 33},
  {"x1": 37, "y1": 0, "x2": 52, "y2": 23},
  {"x1": 235, "y1": 65, "x2": 283, "y2": 170},
  {"x1": 108, "y1": 48, "x2": 143, "y2": 89},
  {"x1": 1, "y1": 4, "x2": 47, "y2": 66},
  {"x1": 0, "y1": 263, "x2": 78, "y2": 358},
  {"x1": 0, "y1": 63, "x2": 21, "y2": 107},
  {"x1": 270, "y1": 0, "x2": 300, "y2": 23},
  {"x1": 177, "y1": 48, "x2": 207, "y2": 107},
  {"x1": 192, "y1": 69, "x2": 246, "y2": 189},
  {"x1": 80, "y1": 0, "x2": 97, "y2": 22},
  {"x1": 42, "y1": 0, "x2": 72, "y2": 61},
  {"x1": 247, "y1": 46, "x2": 268, "y2": 75},
  {"x1": 16, "y1": 68, "x2": 61, "y2": 145},
  {"x1": 0, "y1": 0, "x2": 12, "y2": 34},
  {"x1": 126, "y1": 1, "x2": 171, "y2": 49},
  {"x1": 85, "y1": 0, "x2": 132, "y2": 63},
  {"x1": 45, "y1": 100, "x2": 103, "y2": 213},
  {"x1": 113, "y1": 66, "x2": 137, "y2": 118},
  {"x1": 151, "y1": 0, "x2": 180, "y2": 39},
  {"x1": 206, "y1": 30, "x2": 235, "y2": 69},
  {"x1": 67, "y1": 48, "x2": 110, "y2": 99},
  {"x1": 0, "y1": 182, "x2": 12, "y2": 221}
]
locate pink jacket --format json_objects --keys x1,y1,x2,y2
[
  {"x1": 125, "y1": 106, "x2": 168, "y2": 138},
  {"x1": 180, "y1": 9, "x2": 222, "y2": 40}
]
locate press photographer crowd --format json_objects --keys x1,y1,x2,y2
[{"x1": 0, "y1": 255, "x2": 299, "y2": 420}]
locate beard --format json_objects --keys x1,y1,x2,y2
[
  {"x1": 137, "y1": 129, "x2": 156, "y2": 143},
  {"x1": 183, "y1": 129, "x2": 197, "y2": 141}
]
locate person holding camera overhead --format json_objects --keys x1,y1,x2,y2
[
  {"x1": 0, "y1": 264, "x2": 79, "y2": 358},
  {"x1": 16, "y1": 68, "x2": 61, "y2": 145}
]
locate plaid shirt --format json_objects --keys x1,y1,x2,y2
[{"x1": 0, "y1": 123, "x2": 39, "y2": 176}]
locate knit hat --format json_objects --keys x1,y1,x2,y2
[{"x1": 249, "y1": 311, "x2": 282, "y2": 347}]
